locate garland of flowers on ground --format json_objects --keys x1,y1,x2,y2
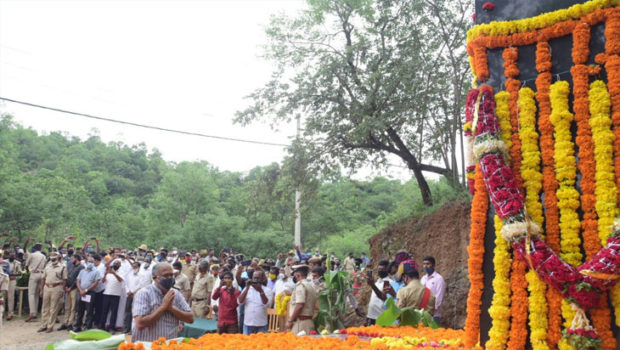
[
  {"x1": 484, "y1": 91, "x2": 512, "y2": 350},
  {"x1": 534, "y1": 40, "x2": 564, "y2": 348},
  {"x1": 549, "y1": 80, "x2": 584, "y2": 350},
  {"x1": 518, "y1": 87, "x2": 549, "y2": 350}
]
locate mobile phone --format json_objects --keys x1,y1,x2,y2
[
  {"x1": 383, "y1": 280, "x2": 390, "y2": 289},
  {"x1": 241, "y1": 260, "x2": 251, "y2": 267},
  {"x1": 90, "y1": 236, "x2": 96, "y2": 240},
  {"x1": 366, "y1": 270, "x2": 373, "y2": 279}
]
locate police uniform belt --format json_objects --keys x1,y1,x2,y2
[
  {"x1": 193, "y1": 298, "x2": 207, "y2": 302},
  {"x1": 297, "y1": 315, "x2": 313, "y2": 320},
  {"x1": 46, "y1": 282, "x2": 62, "y2": 288}
]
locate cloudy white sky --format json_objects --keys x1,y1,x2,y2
[{"x1": 0, "y1": 0, "x2": 412, "y2": 180}]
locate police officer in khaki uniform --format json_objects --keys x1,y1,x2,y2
[
  {"x1": 0, "y1": 268, "x2": 9, "y2": 320},
  {"x1": 25, "y1": 241, "x2": 47, "y2": 322},
  {"x1": 6, "y1": 252, "x2": 22, "y2": 320},
  {"x1": 38, "y1": 251, "x2": 67, "y2": 333},
  {"x1": 286, "y1": 265, "x2": 317, "y2": 335},
  {"x1": 190, "y1": 260, "x2": 214, "y2": 318},
  {"x1": 181, "y1": 253, "x2": 198, "y2": 289}
]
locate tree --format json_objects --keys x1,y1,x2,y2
[{"x1": 235, "y1": 0, "x2": 471, "y2": 206}]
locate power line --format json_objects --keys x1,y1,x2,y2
[{"x1": 0, "y1": 96, "x2": 289, "y2": 147}]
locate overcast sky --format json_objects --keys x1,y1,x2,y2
[{"x1": 0, "y1": 0, "x2": 412, "y2": 180}]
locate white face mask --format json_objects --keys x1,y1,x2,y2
[
  {"x1": 166, "y1": 257, "x2": 173, "y2": 262},
  {"x1": 173, "y1": 269, "x2": 180, "y2": 276},
  {"x1": 278, "y1": 273, "x2": 285, "y2": 280}
]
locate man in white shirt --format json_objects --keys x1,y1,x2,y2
[
  {"x1": 365, "y1": 260, "x2": 393, "y2": 325},
  {"x1": 237, "y1": 270, "x2": 272, "y2": 334},
  {"x1": 274, "y1": 267, "x2": 295, "y2": 296},
  {"x1": 139, "y1": 257, "x2": 153, "y2": 288},
  {"x1": 124, "y1": 261, "x2": 142, "y2": 333},
  {"x1": 421, "y1": 256, "x2": 446, "y2": 324}
]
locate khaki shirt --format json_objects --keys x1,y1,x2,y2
[
  {"x1": 289, "y1": 280, "x2": 317, "y2": 318},
  {"x1": 42, "y1": 263, "x2": 67, "y2": 291},
  {"x1": 174, "y1": 273, "x2": 191, "y2": 296},
  {"x1": 26, "y1": 251, "x2": 47, "y2": 273},
  {"x1": 191, "y1": 273, "x2": 214, "y2": 300},
  {"x1": 343, "y1": 257, "x2": 355, "y2": 272},
  {"x1": 182, "y1": 263, "x2": 197, "y2": 283},
  {"x1": 9, "y1": 260, "x2": 22, "y2": 279},
  {"x1": 0, "y1": 272, "x2": 8, "y2": 292},
  {"x1": 396, "y1": 279, "x2": 435, "y2": 315}
]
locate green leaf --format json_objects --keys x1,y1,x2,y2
[
  {"x1": 377, "y1": 297, "x2": 401, "y2": 326},
  {"x1": 399, "y1": 308, "x2": 422, "y2": 326}
]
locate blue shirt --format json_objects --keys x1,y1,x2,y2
[
  {"x1": 391, "y1": 280, "x2": 405, "y2": 294},
  {"x1": 77, "y1": 267, "x2": 100, "y2": 291}
]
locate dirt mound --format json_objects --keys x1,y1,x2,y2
[{"x1": 367, "y1": 199, "x2": 472, "y2": 329}]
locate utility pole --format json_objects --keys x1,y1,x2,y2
[{"x1": 294, "y1": 115, "x2": 302, "y2": 246}]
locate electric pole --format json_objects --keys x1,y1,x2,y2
[{"x1": 294, "y1": 115, "x2": 302, "y2": 246}]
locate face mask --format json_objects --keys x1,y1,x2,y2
[
  {"x1": 247, "y1": 270, "x2": 254, "y2": 280},
  {"x1": 159, "y1": 276, "x2": 175, "y2": 291},
  {"x1": 213, "y1": 270, "x2": 218, "y2": 276},
  {"x1": 113, "y1": 265, "x2": 120, "y2": 271},
  {"x1": 269, "y1": 273, "x2": 277, "y2": 280},
  {"x1": 133, "y1": 268, "x2": 140, "y2": 274},
  {"x1": 51, "y1": 258, "x2": 58, "y2": 263},
  {"x1": 166, "y1": 257, "x2": 173, "y2": 262},
  {"x1": 144, "y1": 263, "x2": 151, "y2": 268},
  {"x1": 424, "y1": 267, "x2": 434, "y2": 275},
  {"x1": 186, "y1": 257, "x2": 191, "y2": 263},
  {"x1": 173, "y1": 269, "x2": 180, "y2": 276},
  {"x1": 278, "y1": 273, "x2": 285, "y2": 280},
  {"x1": 68, "y1": 250, "x2": 74, "y2": 255},
  {"x1": 9, "y1": 257, "x2": 14, "y2": 262},
  {"x1": 378, "y1": 270, "x2": 389, "y2": 278},
  {"x1": 87, "y1": 262, "x2": 94, "y2": 269},
  {"x1": 292, "y1": 276, "x2": 297, "y2": 283}
]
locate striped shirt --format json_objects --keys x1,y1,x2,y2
[{"x1": 131, "y1": 284, "x2": 191, "y2": 342}]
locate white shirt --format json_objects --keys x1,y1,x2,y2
[
  {"x1": 139, "y1": 263, "x2": 153, "y2": 288},
  {"x1": 238, "y1": 286, "x2": 273, "y2": 327},
  {"x1": 274, "y1": 278, "x2": 295, "y2": 296},
  {"x1": 125, "y1": 269, "x2": 142, "y2": 295},
  {"x1": 421, "y1": 271, "x2": 446, "y2": 317},
  {"x1": 367, "y1": 277, "x2": 393, "y2": 319},
  {"x1": 94, "y1": 263, "x2": 107, "y2": 292},
  {"x1": 103, "y1": 270, "x2": 124, "y2": 296}
]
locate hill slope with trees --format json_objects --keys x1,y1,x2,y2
[{"x1": 0, "y1": 115, "x2": 469, "y2": 256}]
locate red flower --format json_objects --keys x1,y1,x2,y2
[
  {"x1": 472, "y1": 13, "x2": 476, "y2": 22},
  {"x1": 482, "y1": 2, "x2": 495, "y2": 11}
]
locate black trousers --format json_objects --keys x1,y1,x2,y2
[
  {"x1": 123, "y1": 295, "x2": 133, "y2": 332},
  {"x1": 93, "y1": 291, "x2": 105, "y2": 327},
  {"x1": 75, "y1": 292, "x2": 95, "y2": 329},
  {"x1": 100, "y1": 294, "x2": 120, "y2": 329}
]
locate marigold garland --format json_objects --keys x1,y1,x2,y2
[
  {"x1": 485, "y1": 216, "x2": 512, "y2": 350},
  {"x1": 601, "y1": 8, "x2": 620, "y2": 329},
  {"x1": 464, "y1": 164, "x2": 488, "y2": 349},
  {"x1": 549, "y1": 81, "x2": 583, "y2": 266},
  {"x1": 466, "y1": 0, "x2": 620, "y2": 42},
  {"x1": 535, "y1": 40, "x2": 563, "y2": 348},
  {"x1": 518, "y1": 87, "x2": 550, "y2": 350},
  {"x1": 507, "y1": 258, "x2": 529, "y2": 350},
  {"x1": 589, "y1": 80, "x2": 618, "y2": 247},
  {"x1": 495, "y1": 91, "x2": 512, "y2": 156},
  {"x1": 502, "y1": 46, "x2": 529, "y2": 349},
  {"x1": 571, "y1": 23, "x2": 600, "y2": 263}
]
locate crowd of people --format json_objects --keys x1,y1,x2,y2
[{"x1": 0, "y1": 234, "x2": 446, "y2": 342}]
